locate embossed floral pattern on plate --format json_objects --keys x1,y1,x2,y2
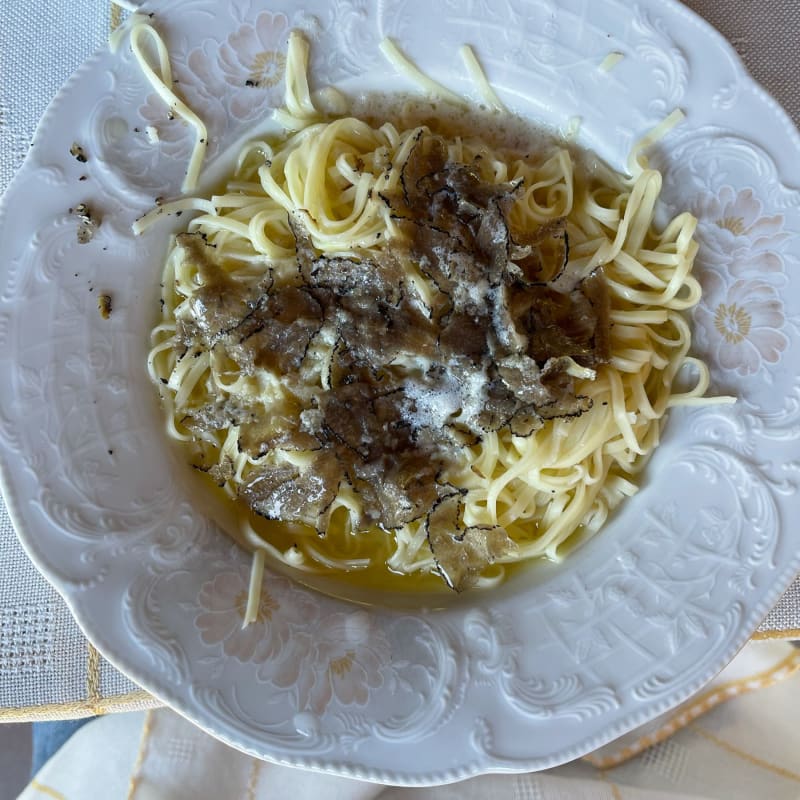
[{"x1": 0, "y1": 0, "x2": 799, "y2": 786}]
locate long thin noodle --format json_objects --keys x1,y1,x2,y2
[
  {"x1": 379, "y1": 38, "x2": 467, "y2": 107},
  {"x1": 458, "y1": 45, "x2": 506, "y2": 112},
  {"x1": 130, "y1": 22, "x2": 208, "y2": 192}
]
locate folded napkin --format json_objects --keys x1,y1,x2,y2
[{"x1": 18, "y1": 640, "x2": 800, "y2": 800}]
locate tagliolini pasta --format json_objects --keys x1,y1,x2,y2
[{"x1": 139, "y1": 29, "x2": 728, "y2": 603}]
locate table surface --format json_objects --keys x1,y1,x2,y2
[{"x1": 0, "y1": 0, "x2": 798, "y2": 723}]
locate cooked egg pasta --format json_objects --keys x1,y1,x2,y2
[
  {"x1": 130, "y1": 21, "x2": 208, "y2": 193},
  {"x1": 458, "y1": 45, "x2": 507, "y2": 112},
  {"x1": 147, "y1": 32, "x2": 730, "y2": 594},
  {"x1": 380, "y1": 38, "x2": 468, "y2": 108},
  {"x1": 599, "y1": 52, "x2": 625, "y2": 72}
]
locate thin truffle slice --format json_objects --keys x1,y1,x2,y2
[
  {"x1": 240, "y1": 454, "x2": 340, "y2": 531},
  {"x1": 439, "y1": 312, "x2": 488, "y2": 364},
  {"x1": 536, "y1": 358, "x2": 594, "y2": 419},
  {"x1": 183, "y1": 397, "x2": 255, "y2": 432},
  {"x1": 288, "y1": 213, "x2": 317, "y2": 280},
  {"x1": 476, "y1": 378, "x2": 519, "y2": 432},
  {"x1": 401, "y1": 133, "x2": 448, "y2": 208},
  {"x1": 238, "y1": 415, "x2": 321, "y2": 459},
  {"x1": 580, "y1": 268, "x2": 611, "y2": 364},
  {"x1": 496, "y1": 355, "x2": 549, "y2": 406},
  {"x1": 510, "y1": 217, "x2": 569, "y2": 284},
  {"x1": 351, "y1": 452, "x2": 442, "y2": 529},
  {"x1": 426, "y1": 493, "x2": 516, "y2": 591},
  {"x1": 508, "y1": 405, "x2": 544, "y2": 437},
  {"x1": 208, "y1": 457, "x2": 235, "y2": 486},
  {"x1": 228, "y1": 287, "x2": 325, "y2": 374},
  {"x1": 238, "y1": 464, "x2": 300, "y2": 519},
  {"x1": 175, "y1": 233, "x2": 259, "y2": 346},
  {"x1": 319, "y1": 382, "x2": 384, "y2": 459}
]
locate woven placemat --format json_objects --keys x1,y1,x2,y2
[{"x1": 0, "y1": 0, "x2": 797, "y2": 722}]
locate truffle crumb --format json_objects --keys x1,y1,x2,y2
[
  {"x1": 73, "y1": 203, "x2": 99, "y2": 244},
  {"x1": 98, "y1": 294, "x2": 112, "y2": 319},
  {"x1": 70, "y1": 143, "x2": 88, "y2": 163}
]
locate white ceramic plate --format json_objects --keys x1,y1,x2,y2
[{"x1": 1, "y1": 0, "x2": 799, "y2": 785}]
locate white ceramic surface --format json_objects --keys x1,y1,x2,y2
[{"x1": 1, "y1": 0, "x2": 799, "y2": 785}]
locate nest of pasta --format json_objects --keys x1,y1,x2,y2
[{"x1": 149, "y1": 98, "x2": 707, "y2": 595}]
